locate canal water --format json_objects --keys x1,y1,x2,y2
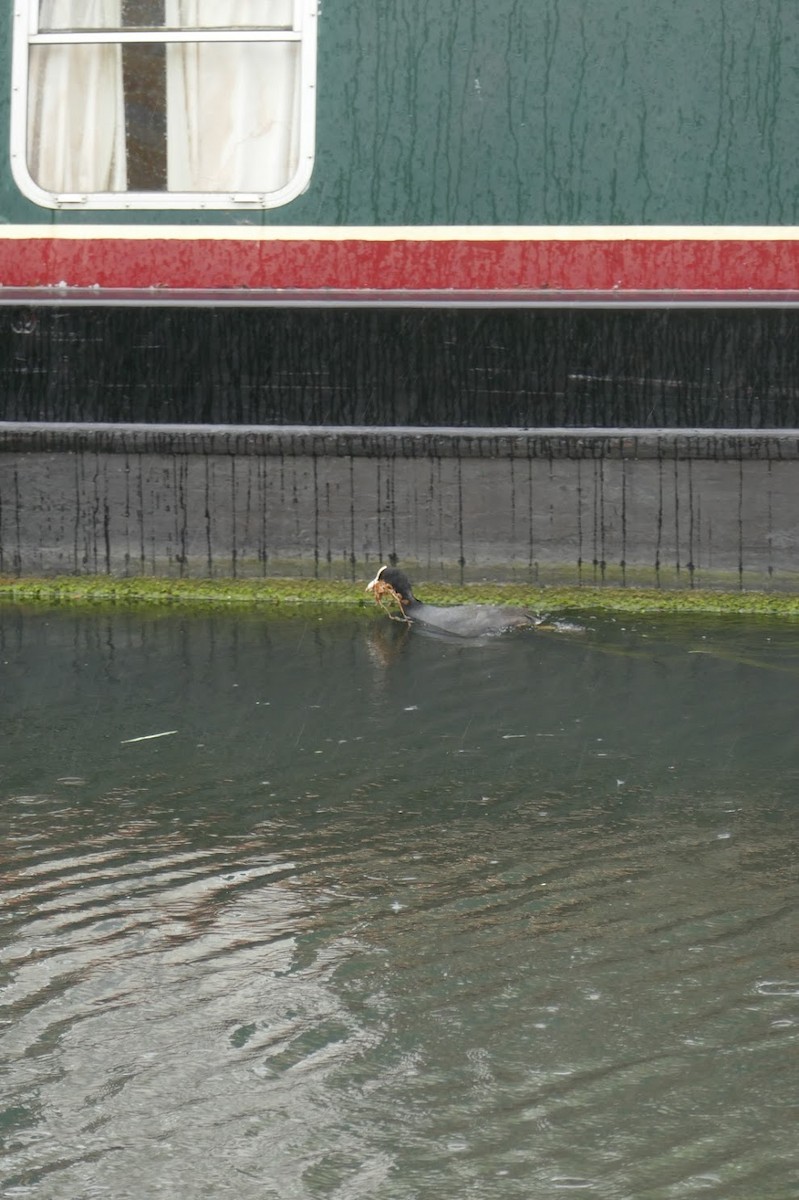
[{"x1": 1, "y1": 605, "x2": 797, "y2": 1199}]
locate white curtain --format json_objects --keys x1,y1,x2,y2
[
  {"x1": 165, "y1": 0, "x2": 300, "y2": 192},
  {"x1": 27, "y1": 0, "x2": 300, "y2": 197},
  {"x1": 165, "y1": 0, "x2": 294, "y2": 27},
  {"x1": 28, "y1": 0, "x2": 126, "y2": 192}
]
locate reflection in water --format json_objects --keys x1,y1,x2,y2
[{"x1": 1, "y1": 606, "x2": 797, "y2": 1198}]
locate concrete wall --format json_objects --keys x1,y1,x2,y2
[{"x1": 1, "y1": 423, "x2": 798, "y2": 589}]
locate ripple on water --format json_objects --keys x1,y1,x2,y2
[{"x1": 755, "y1": 980, "x2": 799, "y2": 997}]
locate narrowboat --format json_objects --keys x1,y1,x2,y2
[{"x1": 1, "y1": 1, "x2": 799, "y2": 586}]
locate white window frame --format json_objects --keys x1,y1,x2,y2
[{"x1": 10, "y1": 0, "x2": 318, "y2": 210}]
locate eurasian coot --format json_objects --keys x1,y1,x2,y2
[{"x1": 366, "y1": 565, "x2": 541, "y2": 638}]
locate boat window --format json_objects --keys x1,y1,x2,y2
[{"x1": 11, "y1": 0, "x2": 317, "y2": 209}]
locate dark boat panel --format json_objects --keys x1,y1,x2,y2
[{"x1": 2, "y1": 306, "x2": 799, "y2": 428}]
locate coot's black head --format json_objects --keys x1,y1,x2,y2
[{"x1": 366, "y1": 565, "x2": 417, "y2": 606}]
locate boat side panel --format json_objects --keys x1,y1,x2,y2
[{"x1": 1, "y1": 1, "x2": 797, "y2": 228}]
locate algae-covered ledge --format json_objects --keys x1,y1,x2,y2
[{"x1": 3, "y1": 574, "x2": 799, "y2": 617}]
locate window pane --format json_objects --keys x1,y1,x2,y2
[
  {"x1": 164, "y1": 1, "x2": 295, "y2": 30},
  {"x1": 40, "y1": 0, "x2": 295, "y2": 31},
  {"x1": 166, "y1": 41, "x2": 299, "y2": 191},
  {"x1": 39, "y1": 0, "x2": 124, "y2": 31},
  {"x1": 28, "y1": 43, "x2": 127, "y2": 191}
]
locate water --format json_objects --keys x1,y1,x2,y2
[{"x1": 1, "y1": 605, "x2": 797, "y2": 1199}]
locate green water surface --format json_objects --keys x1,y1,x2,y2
[{"x1": 1, "y1": 607, "x2": 797, "y2": 1198}]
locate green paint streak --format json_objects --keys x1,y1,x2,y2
[{"x1": 2, "y1": 575, "x2": 799, "y2": 618}]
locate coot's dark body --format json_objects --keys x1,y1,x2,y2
[{"x1": 367, "y1": 566, "x2": 539, "y2": 637}]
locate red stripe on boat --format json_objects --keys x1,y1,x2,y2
[{"x1": 1, "y1": 236, "x2": 798, "y2": 292}]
